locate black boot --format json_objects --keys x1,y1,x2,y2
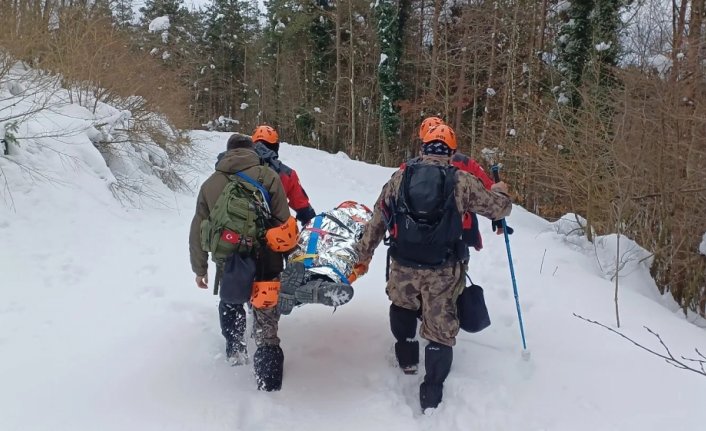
[
  {"x1": 420, "y1": 342, "x2": 453, "y2": 411},
  {"x1": 294, "y1": 278, "x2": 354, "y2": 307},
  {"x1": 278, "y1": 262, "x2": 306, "y2": 315},
  {"x1": 253, "y1": 344, "x2": 284, "y2": 391},
  {"x1": 219, "y1": 301, "x2": 248, "y2": 365},
  {"x1": 390, "y1": 304, "x2": 419, "y2": 373}
]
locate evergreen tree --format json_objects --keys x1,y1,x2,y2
[
  {"x1": 139, "y1": 0, "x2": 190, "y2": 24},
  {"x1": 555, "y1": 0, "x2": 627, "y2": 109},
  {"x1": 113, "y1": 0, "x2": 135, "y2": 28},
  {"x1": 375, "y1": 0, "x2": 401, "y2": 162},
  {"x1": 137, "y1": 0, "x2": 200, "y2": 67},
  {"x1": 591, "y1": 0, "x2": 622, "y2": 90},
  {"x1": 309, "y1": 0, "x2": 335, "y2": 80},
  {"x1": 261, "y1": 0, "x2": 336, "y2": 143},
  {"x1": 200, "y1": 0, "x2": 257, "y2": 120},
  {"x1": 555, "y1": 0, "x2": 594, "y2": 108}
]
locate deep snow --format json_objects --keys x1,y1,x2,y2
[{"x1": 2, "y1": 130, "x2": 706, "y2": 431}]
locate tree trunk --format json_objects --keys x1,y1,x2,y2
[
  {"x1": 429, "y1": 0, "x2": 443, "y2": 98},
  {"x1": 348, "y1": 0, "x2": 356, "y2": 157},
  {"x1": 482, "y1": 5, "x2": 499, "y2": 145},
  {"x1": 333, "y1": 3, "x2": 342, "y2": 152},
  {"x1": 453, "y1": 17, "x2": 470, "y2": 132},
  {"x1": 670, "y1": 0, "x2": 688, "y2": 84}
]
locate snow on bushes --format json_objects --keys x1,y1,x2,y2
[{"x1": 0, "y1": 60, "x2": 189, "y2": 208}]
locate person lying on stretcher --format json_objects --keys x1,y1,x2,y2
[{"x1": 278, "y1": 201, "x2": 372, "y2": 315}]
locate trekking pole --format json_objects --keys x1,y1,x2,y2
[{"x1": 491, "y1": 165, "x2": 530, "y2": 359}]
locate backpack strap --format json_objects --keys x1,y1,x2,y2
[
  {"x1": 234, "y1": 170, "x2": 271, "y2": 206},
  {"x1": 323, "y1": 213, "x2": 355, "y2": 234}
]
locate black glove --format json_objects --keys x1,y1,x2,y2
[
  {"x1": 491, "y1": 219, "x2": 514, "y2": 235},
  {"x1": 295, "y1": 206, "x2": 316, "y2": 226}
]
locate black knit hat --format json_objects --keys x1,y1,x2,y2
[{"x1": 227, "y1": 134, "x2": 253, "y2": 150}]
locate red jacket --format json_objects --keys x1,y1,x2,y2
[
  {"x1": 279, "y1": 168, "x2": 311, "y2": 213},
  {"x1": 254, "y1": 143, "x2": 316, "y2": 224},
  {"x1": 451, "y1": 152, "x2": 494, "y2": 190}
]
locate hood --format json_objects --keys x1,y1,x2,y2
[
  {"x1": 254, "y1": 142, "x2": 279, "y2": 161},
  {"x1": 215, "y1": 148, "x2": 261, "y2": 174}
]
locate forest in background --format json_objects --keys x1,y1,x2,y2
[{"x1": 0, "y1": 0, "x2": 704, "y2": 316}]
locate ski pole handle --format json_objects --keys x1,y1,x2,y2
[{"x1": 491, "y1": 165, "x2": 501, "y2": 183}]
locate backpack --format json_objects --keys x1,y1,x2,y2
[
  {"x1": 200, "y1": 168, "x2": 272, "y2": 262},
  {"x1": 387, "y1": 162, "x2": 463, "y2": 267}
]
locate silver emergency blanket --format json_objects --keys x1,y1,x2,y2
[{"x1": 288, "y1": 201, "x2": 373, "y2": 284}]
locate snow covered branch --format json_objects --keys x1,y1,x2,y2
[{"x1": 574, "y1": 313, "x2": 706, "y2": 378}]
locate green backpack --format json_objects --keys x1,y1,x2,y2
[{"x1": 200, "y1": 168, "x2": 272, "y2": 262}]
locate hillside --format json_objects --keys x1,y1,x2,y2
[{"x1": 2, "y1": 126, "x2": 706, "y2": 430}]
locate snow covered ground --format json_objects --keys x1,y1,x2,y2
[{"x1": 2, "y1": 130, "x2": 706, "y2": 431}]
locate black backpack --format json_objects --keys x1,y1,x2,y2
[{"x1": 387, "y1": 162, "x2": 463, "y2": 267}]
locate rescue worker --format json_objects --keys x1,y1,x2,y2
[
  {"x1": 352, "y1": 125, "x2": 512, "y2": 411},
  {"x1": 190, "y1": 134, "x2": 296, "y2": 391},
  {"x1": 251, "y1": 125, "x2": 317, "y2": 225}
]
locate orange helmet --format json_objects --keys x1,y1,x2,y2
[
  {"x1": 265, "y1": 216, "x2": 299, "y2": 252},
  {"x1": 422, "y1": 124, "x2": 457, "y2": 150},
  {"x1": 250, "y1": 280, "x2": 280, "y2": 309},
  {"x1": 418, "y1": 116, "x2": 445, "y2": 139},
  {"x1": 252, "y1": 125, "x2": 279, "y2": 145}
]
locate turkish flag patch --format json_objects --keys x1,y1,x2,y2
[{"x1": 221, "y1": 229, "x2": 241, "y2": 244}]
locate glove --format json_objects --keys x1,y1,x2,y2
[
  {"x1": 295, "y1": 206, "x2": 317, "y2": 226},
  {"x1": 491, "y1": 219, "x2": 514, "y2": 235},
  {"x1": 348, "y1": 261, "x2": 369, "y2": 283}
]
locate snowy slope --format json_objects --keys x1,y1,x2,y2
[{"x1": 2, "y1": 130, "x2": 706, "y2": 431}]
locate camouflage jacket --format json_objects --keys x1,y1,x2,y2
[{"x1": 354, "y1": 155, "x2": 512, "y2": 264}]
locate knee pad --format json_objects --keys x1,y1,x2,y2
[{"x1": 251, "y1": 280, "x2": 280, "y2": 309}]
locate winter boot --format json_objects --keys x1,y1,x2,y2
[
  {"x1": 254, "y1": 344, "x2": 284, "y2": 391},
  {"x1": 420, "y1": 342, "x2": 453, "y2": 411},
  {"x1": 226, "y1": 340, "x2": 249, "y2": 365},
  {"x1": 390, "y1": 304, "x2": 419, "y2": 374},
  {"x1": 219, "y1": 301, "x2": 248, "y2": 365},
  {"x1": 294, "y1": 278, "x2": 354, "y2": 307},
  {"x1": 396, "y1": 342, "x2": 420, "y2": 375},
  {"x1": 278, "y1": 262, "x2": 307, "y2": 315}
]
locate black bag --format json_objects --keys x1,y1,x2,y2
[
  {"x1": 219, "y1": 253, "x2": 256, "y2": 304},
  {"x1": 389, "y1": 163, "x2": 463, "y2": 267},
  {"x1": 457, "y1": 283, "x2": 491, "y2": 333}
]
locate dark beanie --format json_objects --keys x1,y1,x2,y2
[{"x1": 227, "y1": 134, "x2": 253, "y2": 150}]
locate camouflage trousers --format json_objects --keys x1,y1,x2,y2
[
  {"x1": 386, "y1": 259, "x2": 466, "y2": 347},
  {"x1": 252, "y1": 306, "x2": 281, "y2": 347}
]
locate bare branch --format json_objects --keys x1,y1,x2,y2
[
  {"x1": 0, "y1": 164, "x2": 16, "y2": 211},
  {"x1": 574, "y1": 313, "x2": 706, "y2": 378}
]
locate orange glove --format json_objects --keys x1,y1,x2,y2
[{"x1": 348, "y1": 261, "x2": 369, "y2": 283}]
